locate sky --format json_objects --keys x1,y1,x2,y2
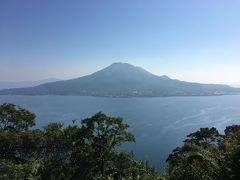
[{"x1": 0, "y1": 0, "x2": 240, "y2": 85}]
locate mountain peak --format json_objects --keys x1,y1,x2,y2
[
  {"x1": 111, "y1": 62, "x2": 128, "y2": 65},
  {"x1": 96, "y1": 62, "x2": 154, "y2": 78},
  {"x1": 160, "y1": 75, "x2": 170, "y2": 80},
  {"x1": 109, "y1": 62, "x2": 135, "y2": 68}
]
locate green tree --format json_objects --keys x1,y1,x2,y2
[
  {"x1": 221, "y1": 125, "x2": 240, "y2": 179},
  {"x1": 0, "y1": 103, "x2": 41, "y2": 179},
  {"x1": 80, "y1": 112, "x2": 135, "y2": 178},
  {"x1": 0, "y1": 103, "x2": 159, "y2": 180},
  {"x1": 162, "y1": 126, "x2": 240, "y2": 180},
  {"x1": 163, "y1": 128, "x2": 223, "y2": 180},
  {"x1": 0, "y1": 103, "x2": 35, "y2": 132}
]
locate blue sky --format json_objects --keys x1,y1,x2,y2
[{"x1": 0, "y1": 0, "x2": 240, "y2": 84}]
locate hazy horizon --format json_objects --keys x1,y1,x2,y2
[{"x1": 1, "y1": 1, "x2": 240, "y2": 85}]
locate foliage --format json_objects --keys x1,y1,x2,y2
[
  {"x1": 162, "y1": 126, "x2": 240, "y2": 180},
  {"x1": 0, "y1": 103, "x2": 158, "y2": 180},
  {"x1": 80, "y1": 112, "x2": 135, "y2": 177},
  {"x1": 4, "y1": 102, "x2": 240, "y2": 179},
  {"x1": 0, "y1": 103, "x2": 35, "y2": 132}
]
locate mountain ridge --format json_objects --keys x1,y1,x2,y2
[
  {"x1": 0, "y1": 78, "x2": 61, "y2": 90},
  {"x1": 0, "y1": 63, "x2": 239, "y2": 97}
]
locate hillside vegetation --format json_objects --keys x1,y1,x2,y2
[
  {"x1": 0, "y1": 103, "x2": 157, "y2": 180},
  {"x1": 1, "y1": 103, "x2": 240, "y2": 179}
]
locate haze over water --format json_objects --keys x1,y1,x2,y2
[{"x1": 1, "y1": 95, "x2": 240, "y2": 172}]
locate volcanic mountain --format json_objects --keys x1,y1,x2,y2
[{"x1": 0, "y1": 62, "x2": 239, "y2": 97}]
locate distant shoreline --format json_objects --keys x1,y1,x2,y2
[{"x1": 0, "y1": 93, "x2": 240, "y2": 99}]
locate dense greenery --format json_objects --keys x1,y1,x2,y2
[
  {"x1": 0, "y1": 103, "x2": 157, "y2": 180},
  {"x1": 1, "y1": 103, "x2": 240, "y2": 180},
  {"x1": 162, "y1": 126, "x2": 240, "y2": 180}
]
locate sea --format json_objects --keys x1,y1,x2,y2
[{"x1": 1, "y1": 95, "x2": 240, "y2": 173}]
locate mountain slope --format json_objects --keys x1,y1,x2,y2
[
  {"x1": 0, "y1": 78, "x2": 61, "y2": 90},
  {"x1": 0, "y1": 63, "x2": 239, "y2": 97}
]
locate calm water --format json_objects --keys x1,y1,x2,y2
[{"x1": 1, "y1": 95, "x2": 240, "y2": 172}]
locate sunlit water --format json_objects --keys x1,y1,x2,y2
[{"x1": 1, "y1": 95, "x2": 240, "y2": 173}]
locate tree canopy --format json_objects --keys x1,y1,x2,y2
[
  {"x1": 2, "y1": 102, "x2": 240, "y2": 180},
  {"x1": 162, "y1": 126, "x2": 240, "y2": 180},
  {"x1": 0, "y1": 103, "x2": 157, "y2": 180}
]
